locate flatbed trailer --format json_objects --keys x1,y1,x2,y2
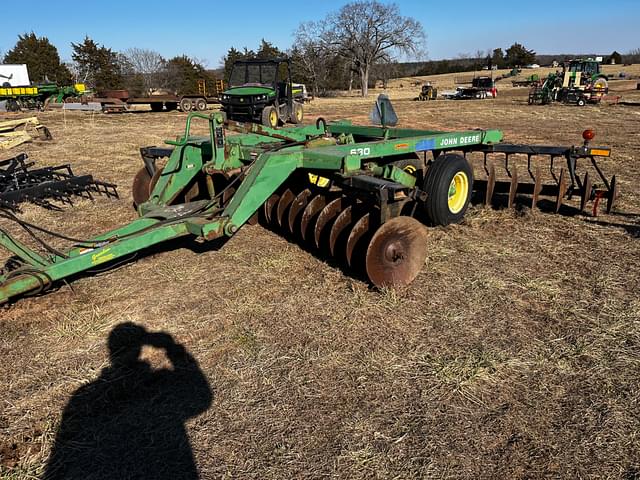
[
  {"x1": 94, "y1": 91, "x2": 221, "y2": 113},
  {"x1": 95, "y1": 80, "x2": 224, "y2": 113}
]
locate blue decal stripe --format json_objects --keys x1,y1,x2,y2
[{"x1": 415, "y1": 139, "x2": 436, "y2": 151}]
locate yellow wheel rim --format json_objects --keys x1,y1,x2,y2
[
  {"x1": 296, "y1": 108, "x2": 303, "y2": 121},
  {"x1": 270, "y1": 110, "x2": 278, "y2": 127},
  {"x1": 308, "y1": 173, "x2": 330, "y2": 188},
  {"x1": 403, "y1": 165, "x2": 417, "y2": 175},
  {"x1": 448, "y1": 172, "x2": 469, "y2": 214}
]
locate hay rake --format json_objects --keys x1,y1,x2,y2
[{"x1": 0, "y1": 107, "x2": 620, "y2": 304}]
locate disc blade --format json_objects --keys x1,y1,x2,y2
[
  {"x1": 276, "y1": 189, "x2": 296, "y2": 227},
  {"x1": 346, "y1": 212, "x2": 372, "y2": 267},
  {"x1": 288, "y1": 189, "x2": 312, "y2": 233},
  {"x1": 301, "y1": 194, "x2": 326, "y2": 241},
  {"x1": 264, "y1": 193, "x2": 279, "y2": 224},
  {"x1": 132, "y1": 167, "x2": 152, "y2": 207},
  {"x1": 222, "y1": 186, "x2": 236, "y2": 207},
  {"x1": 314, "y1": 197, "x2": 343, "y2": 248},
  {"x1": 365, "y1": 216, "x2": 428, "y2": 288},
  {"x1": 329, "y1": 205, "x2": 353, "y2": 256}
]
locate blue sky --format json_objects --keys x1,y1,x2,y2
[{"x1": 1, "y1": 0, "x2": 638, "y2": 66}]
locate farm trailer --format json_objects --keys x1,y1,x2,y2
[
  {"x1": 0, "y1": 109, "x2": 618, "y2": 304},
  {"x1": 94, "y1": 80, "x2": 225, "y2": 113}
]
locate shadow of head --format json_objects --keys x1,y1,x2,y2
[{"x1": 107, "y1": 321, "x2": 148, "y2": 367}]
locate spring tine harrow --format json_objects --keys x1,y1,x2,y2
[{"x1": 473, "y1": 130, "x2": 617, "y2": 216}]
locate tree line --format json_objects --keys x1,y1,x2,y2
[
  {"x1": 4, "y1": 0, "x2": 639, "y2": 98},
  {"x1": 2, "y1": 33, "x2": 218, "y2": 96}
]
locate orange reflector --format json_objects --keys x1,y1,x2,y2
[
  {"x1": 394, "y1": 143, "x2": 409, "y2": 150},
  {"x1": 589, "y1": 149, "x2": 610, "y2": 157},
  {"x1": 582, "y1": 129, "x2": 596, "y2": 141}
]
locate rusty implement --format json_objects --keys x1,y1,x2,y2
[{"x1": 471, "y1": 130, "x2": 617, "y2": 215}]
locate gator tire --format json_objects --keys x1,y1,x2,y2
[{"x1": 262, "y1": 106, "x2": 278, "y2": 128}]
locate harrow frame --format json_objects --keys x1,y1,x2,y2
[{"x1": 0, "y1": 112, "x2": 618, "y2": 304}]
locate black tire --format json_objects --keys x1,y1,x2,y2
[
  {"x1": 290, "y1": 102, "x2": 304, "y2": 124},
  {"x1": 262, "y1": 106, "x2": 278, "y2": 128},
  {"x1": 422, "y1": 153, "x2": 474, "y2": 226},
  {"x1": 195, "y1": 98, "x2": 207, "y2": 111},
  {"x1": 391, "y1": 153, "x2": 426, "y2": 185},
  {"x1": 180, "y1": 98, "x2": 193, "y2": 112},
  {"x1": 577, "y1": 98, "x2": 586, "y2": 107},
  {"x1": 150, "y1": 102, "x2": 163, "y2": 112}
]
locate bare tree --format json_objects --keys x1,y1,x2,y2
[
  {"x1": 318, "y1": 1, "x2": 425, "y2": 96},
  {"x1": 124, "y1": 48, "x2": 166, "y2": 92},
  {"x1": 292, "y1": 21, "x2": 334, "y2": 96},
  {"x1": 626, "y1": 48, "x2": 640, "y2": 63}
]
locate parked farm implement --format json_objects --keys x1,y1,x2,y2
[
  {"x1": 0, "y1": 153, "x2": 118, "y2": 211},
  {"x1": 0, "y1": 106, "x2": 619, "y2": 304},
  {"x1": 529, "y1": 58, "x2": 609, "y2": 106}
]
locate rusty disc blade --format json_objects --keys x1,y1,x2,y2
[
  {"x1": 314, "y1": 197, "x2": 344, "y2": 248},
  {"x1": 247, "y1": 213, "x2": 259, "y2": 225},
  {"x1": 149, "y1": 168, "x2": 163, "y2": 194},
  {"x1": 222, "y1": 186, "x2": 236, "y2": 207},
  {"x1": 276, "y1": 189, "x2": 296, "y2": 227},
  {"x1": 365, "y1": 216, "x2": 428, "y2": 288},
  {"x1": 288, "y1": 189, "x2": 312, "y2": 233},
  {"x1": 132, "y1": 167, "x2": 152, "y2": 207},
  {"x1": 606, "y1": 175, "x2": 618, "y2": 214},
  {"x1": 508, "y1": 164, "x2": 518, "y2": 209},
  {"x1": 580, "y1": 172, "x2": 591, "y2": 213},
  {"x1": 301, "y1": 194, "x2": 326, "y2": 241},
  {"x1": 329, "y1": 205, "x2": 353, "y2": 256},
  {"x1": 264, "y1": 193, "x2": 279, "y2": 224},
  {"x1": 346, "y1": 212, "x2": 372, "y2": 267},
  {"x1": 555, "y1": 168, "x2": 567, "y2": 213}
]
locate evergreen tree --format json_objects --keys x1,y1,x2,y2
[
  {"x1": 505, "y1": 43, "x2": 536, "y2": 67},
  {"x1": 71, "y1": 36, "x2": 124, "y2": 91},
  {"x1": 164, "y1": 56, "x2": 214, "y2": 95},
  {"x1": 4, "y1": 32, "x2": 72, "y2": 84}
]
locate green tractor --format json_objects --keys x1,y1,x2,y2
[
  {"x1": 220, "y1": 58, "x2": 304, "y2": 128},
  {"x1": 562, "y1": 58, "x2": 608, "y2": 91}
]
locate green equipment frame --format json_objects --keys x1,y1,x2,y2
[{"x1": 0, "y1": 110, "x2": 617, "y2": 304}]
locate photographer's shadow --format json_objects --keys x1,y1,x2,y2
[{"x1": 43, "y1": 322, "x2": 213, "y2": 480}]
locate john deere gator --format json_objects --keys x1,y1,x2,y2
[{"x1": 220, "y1": 58, "x2": 304, "y2": 128}]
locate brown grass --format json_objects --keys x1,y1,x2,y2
[{"x1": 1, "y1": 70, "x2": 640, "y2": 479}]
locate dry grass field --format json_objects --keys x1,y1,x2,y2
[{"x1": 1, "y1": 69, "x2": 639, "y2": 479}]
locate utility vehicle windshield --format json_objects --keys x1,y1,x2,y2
[{"x1": 229, "y1": 63, "x2": 277, "y2": 87}]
